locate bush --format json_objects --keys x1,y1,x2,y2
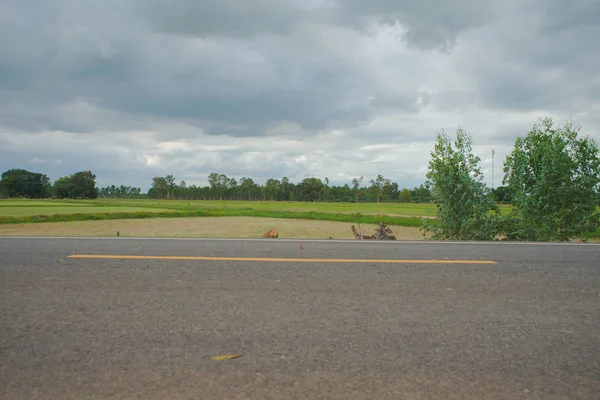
[
  {"x1": 421, "y1": 128, "x2": 500, "y2": 240},
  {"x1": 502, "y1": 118, "x2": 600, "y2": 241}
]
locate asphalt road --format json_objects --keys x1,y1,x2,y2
[{"x1": 1, "y1": 237, "x2": 599, "y2": 399}]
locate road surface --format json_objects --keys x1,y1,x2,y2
[{"x1": 1, "y1": 237, "x2": 599, "y2": 399}]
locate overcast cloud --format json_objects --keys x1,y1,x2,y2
[{"x1": 1, "y1": 0, "x2": 599, "y2": 190}]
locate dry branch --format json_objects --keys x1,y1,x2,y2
[{"x1": 351, "y1": 221, "x2": 396, "y2": 240}]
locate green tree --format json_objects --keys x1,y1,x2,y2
[
  {"x1": 0, "y1": 169, "x2": 51, "y2": 198},
  {"x1": 149, "y1": 176, "x2": 168, "y2": 199},
  {"x1": 53, "y1": 176, "x2": 72, "y2": 199},
  {"x1": 323, "y1": 177, "x2": 330, "y2": 202},
  {"x1": 369, "y1": 174, "x2": 389, "y2": 203},
  {"x1": 383, "y1": 181, "x2": 399, "y2": 201},
  {"x1": 491, "y1": 186, "x2": 511, "y2": 203},
  {"x1": 279, "y1": 177, "x2": 289, "y2": 199},
  {"x1": 264, "y1": 178, "x2": 280, "y2": 201},
  {"x1": 503, "y1": 118, "x2": 600, "y2": 241},
  {"x1": 412, "y1": 184, "x2": 431, "y2": 203},
  {"x1": 422, "y1": 128, "x2": 499, "y2": 240},
  {"x1": 399, "y1": 188, "x2": 412, "y2": 203},
  {"x1": 239, "y1": 177, "x2": 258, "y2": 200},
  {"x1": 165, "y1": 175, "x2": 176, "y2": 199},
  {"x1": 53, "y1": 171, "x2": 98, "y2": 199},
  {"x1": 208, "y1": 173, "x2": 220, "y2": 199},
  {"x1": 297, "y1": 178, "x2": 324, "y2": 202},
  {"x1": 71, "y1": 171, "x2": 98, "y2": 199},
  {"x1": 351, "y1": 176, "x2": 363, "y2": 203},
  {"x1": 228, "y1": 178, "x2": 239, "y2": 200},
  {"x1": 207, "y1": 173, "x2": 231, "y2": 200},
  {"x1": 218, "y1": 174, "x2": 230, "y2": 200}
]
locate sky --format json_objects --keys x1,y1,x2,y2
[{"x1": 1, "y1": 0, "x2": 599, "y2": 191}]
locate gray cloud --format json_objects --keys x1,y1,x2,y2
[
  {"x1": 435, "y1": 0, "x2": 600, "y2": 137},
  {"x1": 145, "y1": 0, "x2": 307, "y2": 38},
  {"x1": 0, "y1": 0, "x2": 599, "y2": 190},
  {"x1": 145, "y1": 0, "x2": 493, "y2": 50},
  {"x1": 337, "y1": 0, "x2": 494, "y2": 50},
  {"x1": 539, "y1": 0, "x2": 600, "y2": 31}
]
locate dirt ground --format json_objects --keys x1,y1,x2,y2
[{"x1": 0, "y1": 217, "x2": 429, "y2": 240}]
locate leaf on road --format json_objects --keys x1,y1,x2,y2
[{"x1": 210, "y1": 354, "x2": 241, "y2": 361}]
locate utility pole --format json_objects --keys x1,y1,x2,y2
[{"x1": 491, "y1": 149, "x2": 495, "y2": 189}]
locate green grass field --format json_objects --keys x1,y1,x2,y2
[
  {"x1": 0, "y1": 199, "x2": 515, "y2": 220},
  {"x1": 0, "y1": 199, "x2": 436, "y2": 226},
  {"x1": 83, "y1": 199, "x2": 442, "y2": 216},
  {"x1": 0, "y1": 206, "x2": 176, "y2": 217}
]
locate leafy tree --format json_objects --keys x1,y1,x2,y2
[
  {"x1": 208, "y1": 173, "x2": 220, "y2": 198},
  {"x1": 208, "y1": 173, "x2": 231, "y2": 200},
  {"x1": 53, "y1": 176, "x2": 72, "y2": 199},
  {"x1": 228, "y1": 178, "x2": 239, "y2": 200},
  {"x1": 399, "y1": 188, "x2": 412, "y2": 203},
  {"x1": 72, "y1": 171, "x2": 98, "y2": 199},
  {"x1": 383, "y1": 181, "x2": 399, "y2": 201},
  {"x1": 53, "y1": 171, "x2": 98, "y2": 199},
  {"x1": 369, "y1": 174, "x2": 389, "y2": 203},
  {"x1": 164, "y1": 175, "x2": 176, "y2": 199},
  {"x1": 280, "y1": 177, "x2": 290, "y2": 201},
  {"x1": 264, "y1": 178, "x2": 280, "y2": 201},
  {"x1": 148, "y1": 176, "x2": 168, "y2": 199},
  {"x1": 351, "y1": 176, "x2": 363, "y2": 203},
  {"x1": 503, "y1": 118, "x2": 600, "y2": 241},
  {"x1": 239, "y1": 177, "x2": 259, "y2": 200},
  {"x1": 0, "y1": 169, "x2": 51, "y2": 198},
  {"x1": 422, "y1": 128, "x2": 499, "y2": 240},
  {"x1": 297, "y1": 178, "x2": 324, "y2": 202},
  {"x1": 411, "y1": 184, "x2": 431, "y2": 203},
  {"x1": 218, "y1": 174, "x2": 230, "y2": 198},
  {"x1": 323, "y1": 177, "x2": 330, "y2": 202},
  {"x1": 491, "y1": 186, "x2": 511, "y2": 204}
]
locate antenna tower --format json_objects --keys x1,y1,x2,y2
[{"x1": 491, "y1": 149, "x2": 495, "y2": 189}]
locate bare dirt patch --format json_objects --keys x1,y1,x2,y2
[{"x1": 0, "y1": 217, "x2": 429, "y2": 240}]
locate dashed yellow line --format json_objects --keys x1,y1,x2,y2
[{"x1": 67, "y1": 254, "x2": 496, "y2": 264}]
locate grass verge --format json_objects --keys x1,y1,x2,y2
[
  {"x1": 0, "y1": 217, "x2": 429, "y2": 240},
  {"x1": 0, "y1": 209, "x2": 425, "y2": 227}
]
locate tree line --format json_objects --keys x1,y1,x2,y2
[
  {"x1": 0, "y1": 166, "x2": 530, "y2": 205},
  {"x1": 98, "y1": 185, "x2": 143, "y2": 198},
  {"x1": 0, "y1": 167, "x2": 434, "y2": 203},
  {"x1": 146, "y1": 173, "x2": 432, "y2": 203}
]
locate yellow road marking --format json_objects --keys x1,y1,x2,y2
[
  {"x1": 210, "y1": 354, "x2": 242, "y2": 361},
  {"x1": 67, "y1": 254, "x2": 496, "y2": 264}
]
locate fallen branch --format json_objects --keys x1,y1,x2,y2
[{"x1": 351, "y1": 221, "x2": 396, "y2": 240}]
